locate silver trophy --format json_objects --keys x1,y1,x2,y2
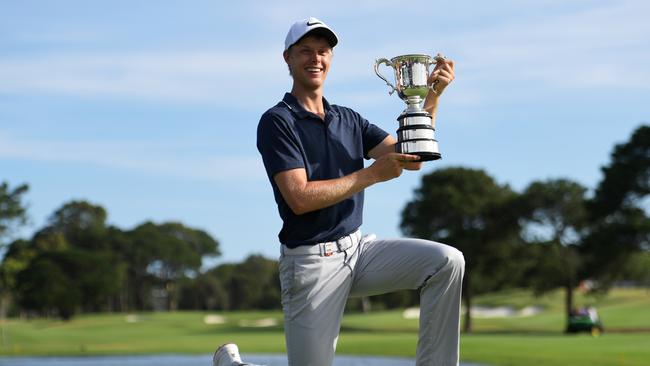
[{"x1": 374, "y1": 54, "x2": 445, "y2": 161}]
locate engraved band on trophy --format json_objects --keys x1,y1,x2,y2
[{"x1": 374, "y1": 54, "x2": 444, "y2": 161}]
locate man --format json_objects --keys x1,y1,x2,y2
[{"x1": 214, "y1": 17, "x2": 464, "y2": 366}]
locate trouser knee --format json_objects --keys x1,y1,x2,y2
[
  {"x1": 446, "y1": 246, "x2": 465, "y2": 273},
  {"x1": 421, "y1": 244, "x2": 464, "y2": 289}
]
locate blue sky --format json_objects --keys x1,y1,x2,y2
[{"x1": 1, "y1": 0, "x2": 649, "y2": 266}]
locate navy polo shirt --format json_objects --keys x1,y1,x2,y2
[{"x1": 257, "y1": 93, "x2": 389, "y2": 247}]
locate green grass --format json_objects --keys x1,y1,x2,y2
[
  {"x1": 461, "y1": 334, "x2": 649, "y2": 366},
  {"x1": 1, "y1": 288, "x2": 649, "y2": 366}
]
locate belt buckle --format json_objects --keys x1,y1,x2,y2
[{"x1": 323, "y1": 242, "x2": 335, "y2": 257}]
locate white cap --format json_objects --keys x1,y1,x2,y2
[{"x1": 284, "y1": 17, "x2": 338, "y2": 51}]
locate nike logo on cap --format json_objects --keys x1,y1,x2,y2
[{"x1": 307, "y1": 20, "x2": 322, "y2": 26}]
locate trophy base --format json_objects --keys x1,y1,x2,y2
[
  {"x1": 396, "y1": 111, "x2": 441, "y2": 162},
  {"x1": 414, "y1": 151, "x2": 442, "y2": 161},
  {"x1": 395, "y1": 139, "x2": 441, "y2": 161}
]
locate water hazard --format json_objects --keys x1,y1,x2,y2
[{"x1": 0, "y1": 354, "x2": 484, "y2": 365}]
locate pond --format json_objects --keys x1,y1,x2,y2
[{"x1": 0, "y1": 354, "x2": 485, "y2": 366}]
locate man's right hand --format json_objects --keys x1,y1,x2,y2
[{"x1": 369, "y1": 153, "x2": 420, "y2": 183}]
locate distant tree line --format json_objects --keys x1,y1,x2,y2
[
  {"x1": 0, "y1": 199, "x2": 219, "y2": 319},
  {"x1": 1, "y1": 126, "x2": 649, "y2": 331}
]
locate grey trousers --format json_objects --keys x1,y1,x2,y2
[{"x1": 278, "y1": 231, "x2": 465, "y2": 366}]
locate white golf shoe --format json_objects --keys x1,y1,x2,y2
[{"x1": 212, "y1": 343, "x2": 264, "y2": 366}]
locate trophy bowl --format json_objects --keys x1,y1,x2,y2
[
  {"x1": 374, "y1": 53, "x2": 444, "y2": 161},
  {"x1": 375, "y1": 54, "x2": 440, "y2": 105}
]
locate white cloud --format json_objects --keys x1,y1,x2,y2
[
  {"x1": 0, "y1": 49, "x2": 289, "y2": 105},
  {"x1": 0, "y1": 0, "x2": 647, "y2": 107},
  {"x1": 0, "y1": 131, "x2": 265, "y2": 182},
  {"x1": 241, "y1": 0, "x2": 397, "y2": 25},
  {"x1": 457, "y1": 0, "x2": 650, "y2": 88}
]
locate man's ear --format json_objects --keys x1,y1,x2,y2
[{"x1": 283, "y1": 50, "x2": 293, "y2": 76}]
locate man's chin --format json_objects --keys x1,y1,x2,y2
[{"x1": 297, "y1": 79, "x2": 325, "y2": 91}]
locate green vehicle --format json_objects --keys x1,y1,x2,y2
[{"x1": 566, "y1": 307, "x2": 604, "y2": 336}]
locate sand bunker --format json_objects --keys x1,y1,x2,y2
[
  {"x1": 403, "y1": 305, "x2": 544, "y2": 319},
  {"x1": 203, "y1": 314, "x2": 227, "y2": 324}
]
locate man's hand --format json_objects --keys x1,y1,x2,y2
[
  {"x1": 369, "y1": 153, "x2": 421, "y2": 182},
  {"x1": 422, "y1": 54, "x2": 455, "y2": 120},
  {"x1": 428, "y1": 55, "x2": 455, "y2": 96},
  {"x1": 403, "y1": 160, "x2": 423, "y2": 171}
]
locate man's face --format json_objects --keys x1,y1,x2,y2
[{"x1": 284, "y1": 36, "x2": 333, "y2": 91}]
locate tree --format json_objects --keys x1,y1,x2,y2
[
  {"x1": 208, "y1": 263, "x2": 236, "y2": 310},
  {"x1": 1, "y1": 230, "x2": 70, "y2": 300},
  {"x1": 367, "y1": 289, "x2": 418, "y2": 310},
  {"x1": 0, "y1": 229, "x2": 71, "y2": 317},
  {"x1": 14, "y1": 248, "x2": 123, "y2": 319},
  {"x1": 43, "y1": 201, "x2": 125, "y2": 314},
  {"x1": 125, "y1": 222, "x2": 220, "y2": 310},
  {"x1": 591, "y1": 125, "x2": 650, "y2": 218},
  {"x1": 8, "y1": 201, "x2": 126, "y2": 318},
  {"x1": 46, "y1": 200, "x2": 109, "y2": 251},
  {"x1": 400, "y1": 167, "x2": 522, "y2": 332},
  {"x1": 0, "y1": 182, "x2": 29, "y2": 243},
  {"x1": 618, "y1": 251, "x2": 650, "y2": 286},
  {"x1": 104, "y1": 226, "x2": 137, "y2": 311},
  {"x1": 229, "y1": 255, "x2": 280, "y2": 310},
  {"x1": 178, "y1": 273, "x2": 229, "y2": 310},
  {"x1": 0, "y1": 239, "x2": 34, "y2": 317},
  {"x1": 518, "y1": 179, "x2": 589, "y2": 328},
  {"x1": 3, "y1": 196, "x2": 224, "y2": 316},
  {"x1": 15, "y1": 252, "x2": 80, "y2": 320},
  {"x1": 208, "y1": 255, "x2": 280, "y2": 310},
  {"x1": 0, "y1": 182, "x2": 29, "y2": 319},
  {"x1": 586, "y1": 125, "x2": 650, "y2": 285},
  {"x1": 581, "y1": 207, "x2": 650, "y2": 286}
]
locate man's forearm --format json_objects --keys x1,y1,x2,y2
[
  {"x1": 423, "y1": 93, "x2": 439, "y2": 128},
  {"x1": 276, "y1": 151, "x2": 414, "y2": 215},
  {"x1": 287, "y1": 168, "x2": 379, "y2": 215}
]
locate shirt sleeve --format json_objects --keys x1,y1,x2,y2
[
  {"x1": 360, "y1": 116, "x2": 390, "y2": 159},
  {"x1": 256, "y1": 112, "x2": 305, "y2": 179}
]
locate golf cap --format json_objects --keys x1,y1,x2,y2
[{"x1": 284, "y1": 17, "x2": 338, "y2": 51}]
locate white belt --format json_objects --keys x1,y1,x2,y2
[{"x1": 281, "y1": 229, "x2": 361, "y2": 257}]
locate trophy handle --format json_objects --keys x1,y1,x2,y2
[
  {"x1": 429, "y1": 81, "x2": 439, "y2": 95},
  {"x1": 427, "y1": 53, "x2": 446, "y2": 96},
  {"x1": 374, "y1": 58, "x2": 397, "y2": 95}
]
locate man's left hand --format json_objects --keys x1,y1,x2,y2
[{"x1": 427, "y1": 55, "x2": 455, "y2": 98}]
